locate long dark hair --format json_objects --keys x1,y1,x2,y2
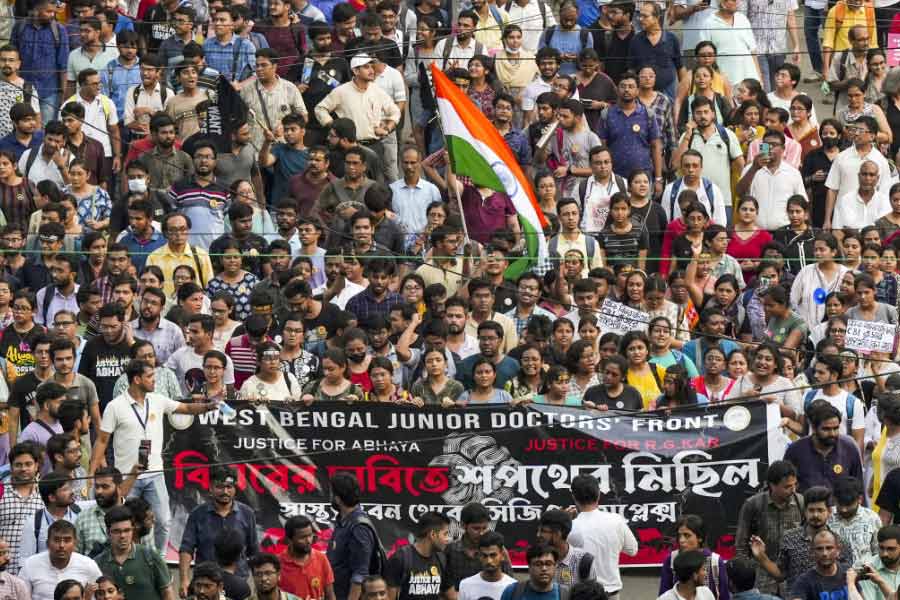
[{"x1": 656, "y1": 364, "x2": 699, "y2": 408}]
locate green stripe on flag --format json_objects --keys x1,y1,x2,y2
[
  {"x1": 504, "y1": 217, "x2": 540, "y2": 280},
  {"x1": 445, "y1": 135, "x2": 505, "y2": 192}
]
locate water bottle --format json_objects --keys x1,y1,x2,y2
[{"x1": 218, "y1": 401, "x2": 237, "y2": 418}]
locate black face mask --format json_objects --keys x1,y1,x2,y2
[
  {"x1": 347, "y1": 353, "x2": 367, "y2": 364},
  {"x1": 822, "y1": 137, "x2": 841, "y2": 149}
]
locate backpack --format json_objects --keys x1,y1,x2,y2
[
  {"x1": 690, "y1": 123, "x2": 738, "y2": 160},
  {"x1": 578, "y1": 174, "x2": 627, "y2": 207},
  {"x1": 13, "y1": 18, "x2": 62, "y2": 52},
  {"x1": 503, "y1": 0, "x2": 548, "y2": 28},
  {"x1": 543, "y1": 25, "x2": 590, "y2": 51},
  {"x1": 22, "y1": 81, "x2": 34, "y2": 106},
  {"x1": 441, "y1": 38, "x2": 484, "y2": 69},
  {"x1": 132, "y1": 84, "x2": 168, "y2": 107},
  {"x1": 40, "y1": 284, "x2": 56, "y2": 326},
  {"x1": 511, "y1": 582, "x2": 571, "y2": 600},
  {"x1": 23, "y1": 147, "x2": 40, "y2": 180},
  {"x1": 803, "y1": 389, "x2": 858, "y2": 434},
  {"x1": 667, "y1": 177, "x2": 717, "y2": 222},
  {"x1": 33, "y1": 505, "x2": 81, "y2": 549},
  {"x1": 833, "y1": 1, "x2": 876, "y2": 36},
  {"x1": 549, "y1": 234, "x2": 597, "y2": 263},
  {"x1": 351, "y1": 513, "x2": 388, "y2": 576},
  {"x1": 576, "y1": 553, "x2": 593, "y2": 582},
  {"x1": 488, "y1": 4, "x2": 504, "y2": 28}
]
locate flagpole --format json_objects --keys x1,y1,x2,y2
[{"x1": 429, "y1": 101, "x2": 471, "y2": 246}]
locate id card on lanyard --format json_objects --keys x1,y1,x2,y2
[{"x1": 132, "y1": 400, "x2": 152, "y2": 462}]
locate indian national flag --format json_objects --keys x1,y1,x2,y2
[{"x1": 431, "y1": 64, "x2": 548, "y2": 279}]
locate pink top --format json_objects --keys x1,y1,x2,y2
[
  {"x1": 727, "y1": 229, "x2": 774, "y2": 284},
  {"x1": 661, "y1": 219, "x2": 687, "y2": 277}
]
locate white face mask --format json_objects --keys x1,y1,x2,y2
[
  {"x1": 504, "y1": 44, "x2": 520, "y2": 54},
  {"x1": 128, "y1": 178, "x2": 148, "y2": 193}
]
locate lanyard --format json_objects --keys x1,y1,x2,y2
[
  {"x1": 131, "y1": 399, "x2": 150, "y2": 434},
  {"x1": 255, "y1": 82, "x2": 273, "y2": 131}
]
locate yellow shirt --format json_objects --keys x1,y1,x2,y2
[
  {"x1": 415, "y1": 258, "x2": 465, "y2": 298},
  {"x1": 473, "y1": 6, "x2": 509, "y2": 50},
  {"x1": 145, "y1": 244, "x2": 215, "y2": 297},
  {"x1": 822, "y1": 2, "x2": 878, "y2": 51},
  {"x1": 627, "y1": 364, "x2": 667, "y2": 410}
]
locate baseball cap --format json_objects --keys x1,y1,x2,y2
[{"x1": 350, "y1": 53, "x2": 375, "y2": 69}]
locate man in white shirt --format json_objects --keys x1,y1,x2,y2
[
  {"x1": 433, "y1": 11, "x2": 483, "y2": 70},
  {"x1": 18, "y1": 121, "x2": 72, "y2": 187},
  {"x1": 580, "y1": 146, "x2": 626, "y2": 233},
  {"x1": 501, "y1": 0, "x2": 555, "y2": 52},
  {"x1": 18, "y1": 520, "x2": 102, "y2": 600},
  {"x1": 521, "y1": 48, "x2": 560, "y2": 127},
  {"x1": 736, "y1": 129, "x2": 807, "y2": 231},
  {"x1": 164, "y1": 314, "x2": 236, "y2": 396},
  {"x1": 824, "y1": 115, "x2": 892, "y2": 229},
  {"x1": 568, "y1": 475, "x2": 638, "y2": 598},
  {"x1": 458, "y1": 532, "x2": 516, "y2": 600},
  {"x1": 89, "y1": 358, "x2": 220, "y2": 555},
  {"x1": 832, "y1": 160, "x2": 892, "y2": 230},
  {"x1": 662, "y1": 150, "x2": 728, "y2": 225},
  {"x1": 803, "y1": 355, "x2": 866, "y2": 453}
]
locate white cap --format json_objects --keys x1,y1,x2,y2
[{"x1": 350, "y1": 54, "x2": 376, "y2": 69}]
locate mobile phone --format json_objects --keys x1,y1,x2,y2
[
  {"x1": 760, "y1": 142, "x2": 770, "y2": 155},
  {"x1": 138, "y1": 440, "x2": 151, "y2": 468},
  {"x1": 581, "y1": 99, "x2": 593, "y2": 107}
]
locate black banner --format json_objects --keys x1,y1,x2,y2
[{"x1": 163, "y1": 401, "x2": 775, "y2": 566}]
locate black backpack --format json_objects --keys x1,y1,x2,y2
[
  {"x1": 352, "y1": 513, "x2": 388, "y2": 576},
  {"x1": 34, "y1": 505, "x2": 81, "y2": 547}
]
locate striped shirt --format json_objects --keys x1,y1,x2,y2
[{"x1": 168, "y1": 178, "x2": 228, "y2": 251}]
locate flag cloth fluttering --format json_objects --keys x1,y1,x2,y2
[{"x1": 431, "y1": 64, "x2": 549, "y2": 279}]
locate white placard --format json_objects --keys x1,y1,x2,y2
[
  {"x1": 845, "y1": 319, "x2": 897, "y2": 354},
  {"x1": 598, "y1": 298, "x2": 649, "y2": 335}
]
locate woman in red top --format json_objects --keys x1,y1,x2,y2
[
  {"x1": 727, "y1": 196, "x2": 773, "y2": 285},
  {"x1": 690, "y1": 345, "x2": 735, "y2": 403}
]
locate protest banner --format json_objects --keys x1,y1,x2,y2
[
  {"x1": 598, "y1": 299, "x2": 650, "y2": 335},
  {"x1": 845, "y1": 319, "x2": 897, "y2": 354},
  {"x1": 164, "y1": 401, "x2": 775, "y2": 566}
]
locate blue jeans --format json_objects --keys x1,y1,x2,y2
[
  {"x1": 758, "y1": 53, "x2": 786, "y2": 92},
  {"x1": 129, "y1": 472, "x2": 170, "y2": 553},
  {"x1": 805, "y1": 6, "x2": 826, "y2": 74},
  {"x1": 40, "y1": 91, "x2": 59, "y2": 127}
]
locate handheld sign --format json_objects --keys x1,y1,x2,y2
[
  {"x1": 599, "y1": 298, "x2": 649, "y2": 336},
  {"x1": 845, "y1": 319, "x2": 898, "y2": 354}
]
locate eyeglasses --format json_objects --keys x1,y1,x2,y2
[{"x1": 11, "y1": 304, "x2": 31, "y2": 312}]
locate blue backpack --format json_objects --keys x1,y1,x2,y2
[
  {"x1": 668, "y1": 177, "x2": 717, "y2": 222},
  {"x1": 803, "y1": 390, "x2": 857, "y2": 434}
]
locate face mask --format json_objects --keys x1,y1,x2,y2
[
  {"x1": 504, "y1": 44, "x2": 519, "y2": 55},
  {"x1": 822, "y1": 137, "x2": 840, "y2": 149},
  {"x1": 128, "y1": 178, "x2": 148, "y2": 193},
  {"x1": 347, "y1": 352, "x2": 367, "y2": 363}
]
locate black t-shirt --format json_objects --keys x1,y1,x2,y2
[
  {"x1": 790, "y1": 567, "x2": 848, "y2": 600},
  {"x1": 301, "y1": 57, "x2": 352, "y2": 129},
  {"x1": 493, "y1": 288, "x2": 517, "y2": 314},
  {"x1": 800, "y1": 148, "x2": 836, "y2": 228},
  {"x1": 141, "y1": 4, "x2": 175, "y2": 53},
  {"x1": 223, "y1": 571, "x2": 250, "y2": 600},
  {"x1": 0, "y1": 324, "x2": 44, "y2": 380},
  {"x1": 584, "y1": 384, "x2": 644, "y2": 411},
  {"x1": 877, "y1": 468, "x2": 900, "y2": 524},
  {"x1": 304, "y1": 301, "x2": 343, "y2": 350},
  {"x1": 78, "y1": 336, "x2": 133, "y2": 411},
  {"x1": 9, "y1": 371, "x2": 43, "y2": 431},
  {"x1": 384, "y1": 545, "x2": 450, "y2": 600}
]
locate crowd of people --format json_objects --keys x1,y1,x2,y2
[{"x1": 1, "y1": 0, "x2": 900, "y2": 598}]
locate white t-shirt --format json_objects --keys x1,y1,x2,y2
[
  {"x1": 164, "y1": 345, "x2": 236, "y2": 397},
  {"x1": 240, "y1": 373, "x2": 302, "y2": 402},
  {"x1": 807, "y1": 389, "x2": 866, "y2": 433},
  {"x1": 375, "y1": 65, "x2": 408, "y2": 104},
  {"x1": 19, "y1": 551, "x2": 102, "y2": 600},
  {"x1": 569, "y1": 509, "x2": 639, "y2": 593},
  {"x1": 459, "y1": 573, "x2": 517, "y2": 600},
  {"x1": 657, "y1": 585, "x2": 716, "y2": 600},
  {"x1": 100, "y1": 391, "x2": 181, "y2": 472}
]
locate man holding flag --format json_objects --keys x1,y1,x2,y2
[{"x1": 430, "y1": 64, "x2": 549, "y2": 280}]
